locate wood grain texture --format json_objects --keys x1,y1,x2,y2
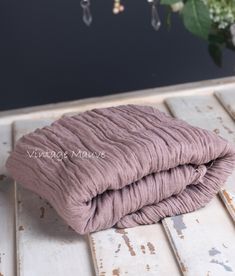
[
  {"x1": 164, "y1": 94, "x2": 235, "y2": 275},
  {"x1": 89, "y1": 225, "x2": 181, "y2": 276},
  {"x1": 215, "y1": 88, "x2": 235, "y2": 221},
  {"x1": 163, "y1": 199, "x2": 235, "y2": 276},
  {"x1": 0, "y1": 124, "x2": 16, "y2": 276},
  {"x1": 14, "y1": 119, "x2": 95, "y2": 276},
  {"x1": 215, "y1": 88, "x2": 235, "y2": 120}
]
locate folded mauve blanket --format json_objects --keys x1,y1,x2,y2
[{"x1": 6, "y1": 105, "x2": 235, "y2": 234}]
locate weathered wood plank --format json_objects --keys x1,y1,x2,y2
[
  {"x1": 14, "y1": 119, "x2": 94, "y2": 276},
  {"x1": 215, "y1": 88, "x2": 235, "y2": 120},
  {"x1": 62, "y1": 100, "x2": 169, "y2": 118},
  {"x1": 163, "y1": 199, "x2": 235, "y2": 276},
  {"x1": 89, "y1": 224, "x2": 181, "y2": 276},
  {"x1": 0, "y1": 124, "x2": 16, "y2": 276},
  {"x1": 90, "y1": 103, "x2": 181, "y2": 276},
  {"x1": 164, "y1": 94, "x2": 235, "y2": 275},
  {"x1": 215, "y1": 88, "x2": 235, "y2": 222},
  {"x1": 0, "y1": 124, "x2": 12, "y2": 176}
]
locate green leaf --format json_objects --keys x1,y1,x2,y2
[
  {"x1": 208, "y1": 34, "x2": 225, "y2": 44},
  {"x1": 160, "y1": 0, "x2": 180, "y2": 4},
  {"x1": 208, "y1": 43, "x2": 222, "y2": 67},
  {"x1": 182, "y1": 0, "x2": 211, "y2": 39}
]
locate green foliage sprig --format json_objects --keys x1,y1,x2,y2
[{"x1": 160, "y1": 0, "x2": 235, "y2": 66}]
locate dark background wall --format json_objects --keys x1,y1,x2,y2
[{"x1": 1, "y1": 0, "x2": 235, "y2": 111}]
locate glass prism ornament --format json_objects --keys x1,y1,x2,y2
[
  {"x1": 80, "y1": 0, "x2": 92, "y2": 26},
  {"x1": 151, "y1": 1, "x2": 161, "y2": 31}
]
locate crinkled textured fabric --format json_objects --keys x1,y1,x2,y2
[{"x1": 6, "y1": 105, "x2": 235, "y2": 234}]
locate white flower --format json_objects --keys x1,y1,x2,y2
[
  {"x1": 203, "y1": 0, "x2": 235, "y2": 29},
  {"x1": 171, "y1": 1, "x2": 184, "y2": 12}
]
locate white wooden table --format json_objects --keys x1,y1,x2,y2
[{"x1": 1, "y1": 77, "x2": 235, "y2": 276}]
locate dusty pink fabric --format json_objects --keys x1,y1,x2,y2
[{"x1": 6, "y1": 105, "x2": 235, "y2": 234}]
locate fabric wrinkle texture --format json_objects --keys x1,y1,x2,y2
[{"x1": 6, "y1": 105, "x2": 235, "y2": 234}]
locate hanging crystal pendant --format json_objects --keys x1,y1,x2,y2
[
  {"x1": 151, "y1": 0, "x2": 161, "y2": 31},
  {"x1": 80, "y1": 0, "x2": 92, "y2": 26}
]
